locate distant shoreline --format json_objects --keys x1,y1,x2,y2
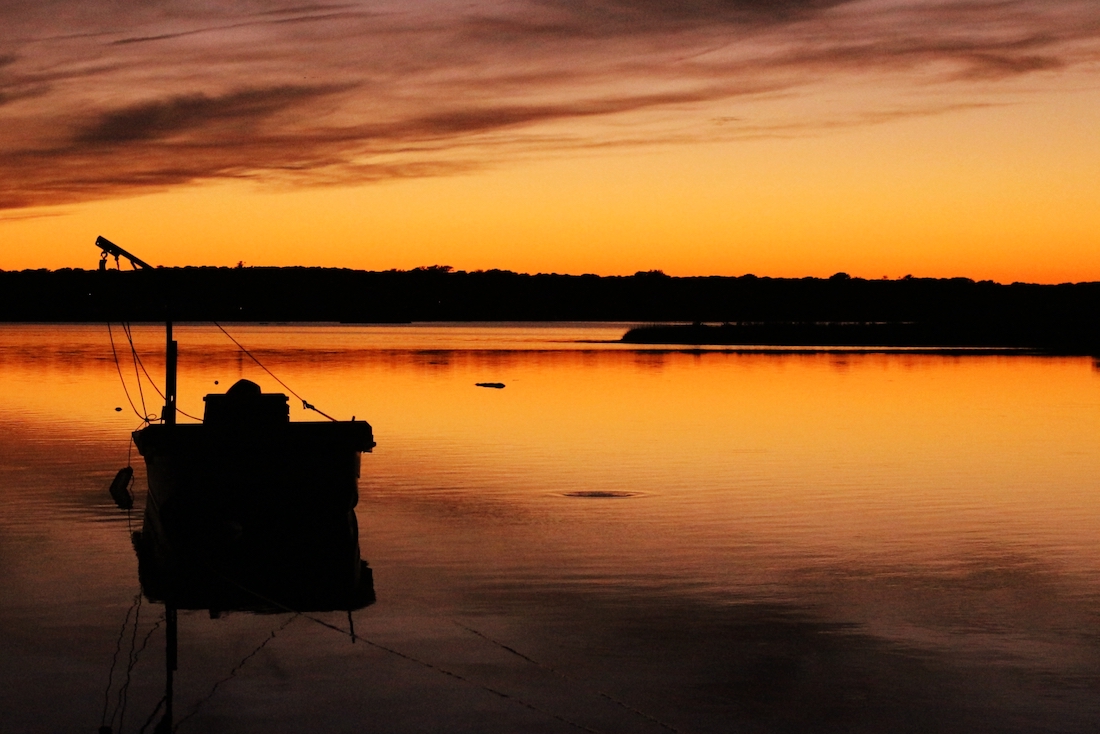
[
  {"x1": 1, "y1": 267, "x2": 1098, "y2": 355},
  {"x1": 620, "y1": 322, "x2": 1098, "y2": 355}
]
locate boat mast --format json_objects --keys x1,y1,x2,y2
[
  {"x1": 165, "y1": 320, "x2": 177, "y2": 425},
  {"x1": 94, "y1": 235, "x2": 176, "y2": 425}
]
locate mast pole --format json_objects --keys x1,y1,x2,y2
[{"x1": 164, "y1": 320, "x2": 177, "y2": 425}]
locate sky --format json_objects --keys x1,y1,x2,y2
[{"x1": 1, "y1": 0, "x2": 1099, "y2": 281}]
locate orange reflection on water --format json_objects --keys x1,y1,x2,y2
[
  {"x1": 2, "y1": 323, "x2": 1099, "y2": 593},
  {"x1": 6, "y1": 324, "x2": 1100, "y2": 733}
]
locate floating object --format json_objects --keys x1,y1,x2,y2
[
  {"x1": 108, "y1": 466, "x2": 134, "y2": 510},
  {"x1": 114, "y1": 407, "x2": 122, "y2": 412},
  {"x1": 562, "y1": 490, "x2": 636, "y2": 499},
  {"x1": 475, "y1": 382, "x2": 505, "y2": 389}
]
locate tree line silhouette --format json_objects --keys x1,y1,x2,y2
[{"x1": 2, "y1": 266, "x2": 1098, "y2": 352}]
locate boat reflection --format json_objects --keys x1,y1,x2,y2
[
  {"x1": 113, "y1": 499, "x2": 373, "y2": 734},
  {"x1": 133, "y1": 500, "x2": 374, "y2": 614}
]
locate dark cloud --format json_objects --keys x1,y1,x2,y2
[
  {"x1": 1, "y1": 0, "x2": 1098, "y2": 210},
  {"x1": 768, "y1": 22, "x2": 1083, "y2": 80},
  {"x1": 538, "y1": 0, "x2": 854, "y2": 30},
  {"x1": 73, "y1": 86, "x2": 345, "y2": 145},
  {"x1": 251, "y1": 3, "x2": 359, "y2": 16},
  {"x1": 110, "y1": 9, "x2": 372, "y2": 45}
]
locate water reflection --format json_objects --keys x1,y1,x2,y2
[
  {"x1": 112, "y1": 492, "x2": 374, "y2": 734},
  {"x1": 134, "y1": 505, "x2": 374, "y2": 615},
  {"x1": 3, "y1": 325, "x2": 1100, "y2": 732}
]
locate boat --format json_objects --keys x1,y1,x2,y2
[
  {"x1": 96, "y1": 236, "x2": 376, "y2": 734},
  {"x1": 97, "y1": 235, "x2": 375, "y2": 600},
  {"x1": 134, "y1": 376, "x2": 374, "y2": 546},
  {"x1": 133, "y1": 376, "x2": 375, "y2": 605}
]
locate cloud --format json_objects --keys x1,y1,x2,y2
[
  {"x1": 73, "y1": 85, "x2": 346, "y2": 145},
  {"x1": 1, "y1": 0, "x2": 1098, "y2": 210},
  {"x1": 533, "y1": 0, "x2": 854, "y2": 32}
]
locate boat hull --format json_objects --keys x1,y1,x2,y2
[
  {"x1": 134, "y1": 421, "x2": 374, "y2": 518},
  {"x1": 132, "y1": 421, "x2": 376, "y2": 611}
]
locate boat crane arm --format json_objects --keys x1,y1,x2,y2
[
  {"x1": 94, "y1": 235, "x2": 175, "y2": 424},
  {"x1": 95, "y1": 235, "x2": 154, "y2": 270}
]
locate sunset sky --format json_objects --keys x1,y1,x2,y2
[{"x1": 2, "y1": 1, "x2": 1099, "y2": 281}]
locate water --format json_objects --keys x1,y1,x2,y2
[{"x1": 1, "y1": 323, "x2": 1099, "y2": 733}]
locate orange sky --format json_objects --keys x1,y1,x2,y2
[{"x1": 2, "y1": 1, "x2": 1100, "y2": 282}]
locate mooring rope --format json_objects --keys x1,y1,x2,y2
[
  {"x1": 211, "y1": 321, "x2": 338, "y2": 421},
  {"x1": 100, "y1": 592, "x2": 141, "y2": 732},
  {"x1": 124, "y1": 323, "x2": 149, "y2": 420},
  {"x1": 106, "y1": 289, "x2": 335, "y2": 423},
  {"x1": 454, "y1": 622, "x2": 685, "y2": 734},
  {"x1": 136, "y1": 695, "x2": 166, "y2": 734},
  {"x1": 121, "y1": 321, "x2": 202, "y2": 422},
  {"x1": 106, "y1": 321, "x2": 202, "y2": 423},
  {"x1": 109, "y1": 591, "x2": 142, "y2": 733},
  {"x1": 173, "y1": 614, "x2": 300, "y2": 732},
  {"x1": 116, "y1": 612, "x2": 165, "y2": 734},
  {"x1": 205, "y1": 569, "x2": 600, "y2": 733},
  {"x1": 107, "y1": 323, "x2": 146, "y2": 423},
  {"x1": 122, "y1": 321, "x2": 165, "y2": 402}
]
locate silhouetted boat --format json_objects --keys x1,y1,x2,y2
[
  {"x1": 133, "y1": 376, "x2": 373, "y2": 547},
  {"x1": 96, "y1": 237, "x2": 381, "y2": 734},
  {"x1": 96, "y1": 235, "x2": 375, "y2": 587}
]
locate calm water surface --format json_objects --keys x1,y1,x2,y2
[{"x1": 1, "y1": 323, "x2": 1099, "y2": 733}]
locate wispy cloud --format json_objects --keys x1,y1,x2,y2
[
  {"x1": 1, "y1": 0, "x2": 1098, "y2": 209},
  {"x1": 72, "y1": 85, "x2": 348, "y2": 145}
]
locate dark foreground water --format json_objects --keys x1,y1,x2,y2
[{"x1": 1, "y1": 323, "x2": 1099, "y2": 733}]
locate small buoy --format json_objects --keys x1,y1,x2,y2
[
  {"x1": 476, "y1": 382, "x2": 505, "y2": 389},
  {"x1": 108, "y1": 466, "x2": 134, "y2": 510},
  {"x1": 214, "y1": 380, "x2": 219, "y2": 385},
  {"x1": 114, "y1": 407, "x2": 122, "y2": 412}
]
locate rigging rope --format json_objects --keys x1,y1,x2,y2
[
  {"x1": 107, "y1": 323, "x2": 146, "y2": 423},
  {"x1": 204, "y1": 569, "x2": 599, "y2": 733},
  {"x1": 100, "y1": 593, "x2": 141, "y2": 732},
  {"x1": 115, "y1": 609, "x2": 165, "y2": 734},
  {"x1": 124, "y1": 323, "x2": 148, "y2": 420},
  {"x1": 136, "y1": 695, "x2": 166, "y2": 734},
  {"x1": 122, "y1": 322, "x2": 202, "y2": 422},
  {"x1": 454, "y1": 622, "x2": 684, "y2": 734},
  {"x1": 111, "y1": 592, "x2": 145, "y2": 734},
  {"x1": 107, "y1": 322, "x2": 202, "y2": 423},
  {"x1": 103, "y1": 256, "x2": 159, "y2": 422},
  {"x1": 211, "y1": 321, "x2": 338, "y2": 421},
  {"x1": 122, "y1": 322, "x2": 165, "y2": 401},
  {"x1": 173, "y1": 614, "x2": 300, "y2": 732}
]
